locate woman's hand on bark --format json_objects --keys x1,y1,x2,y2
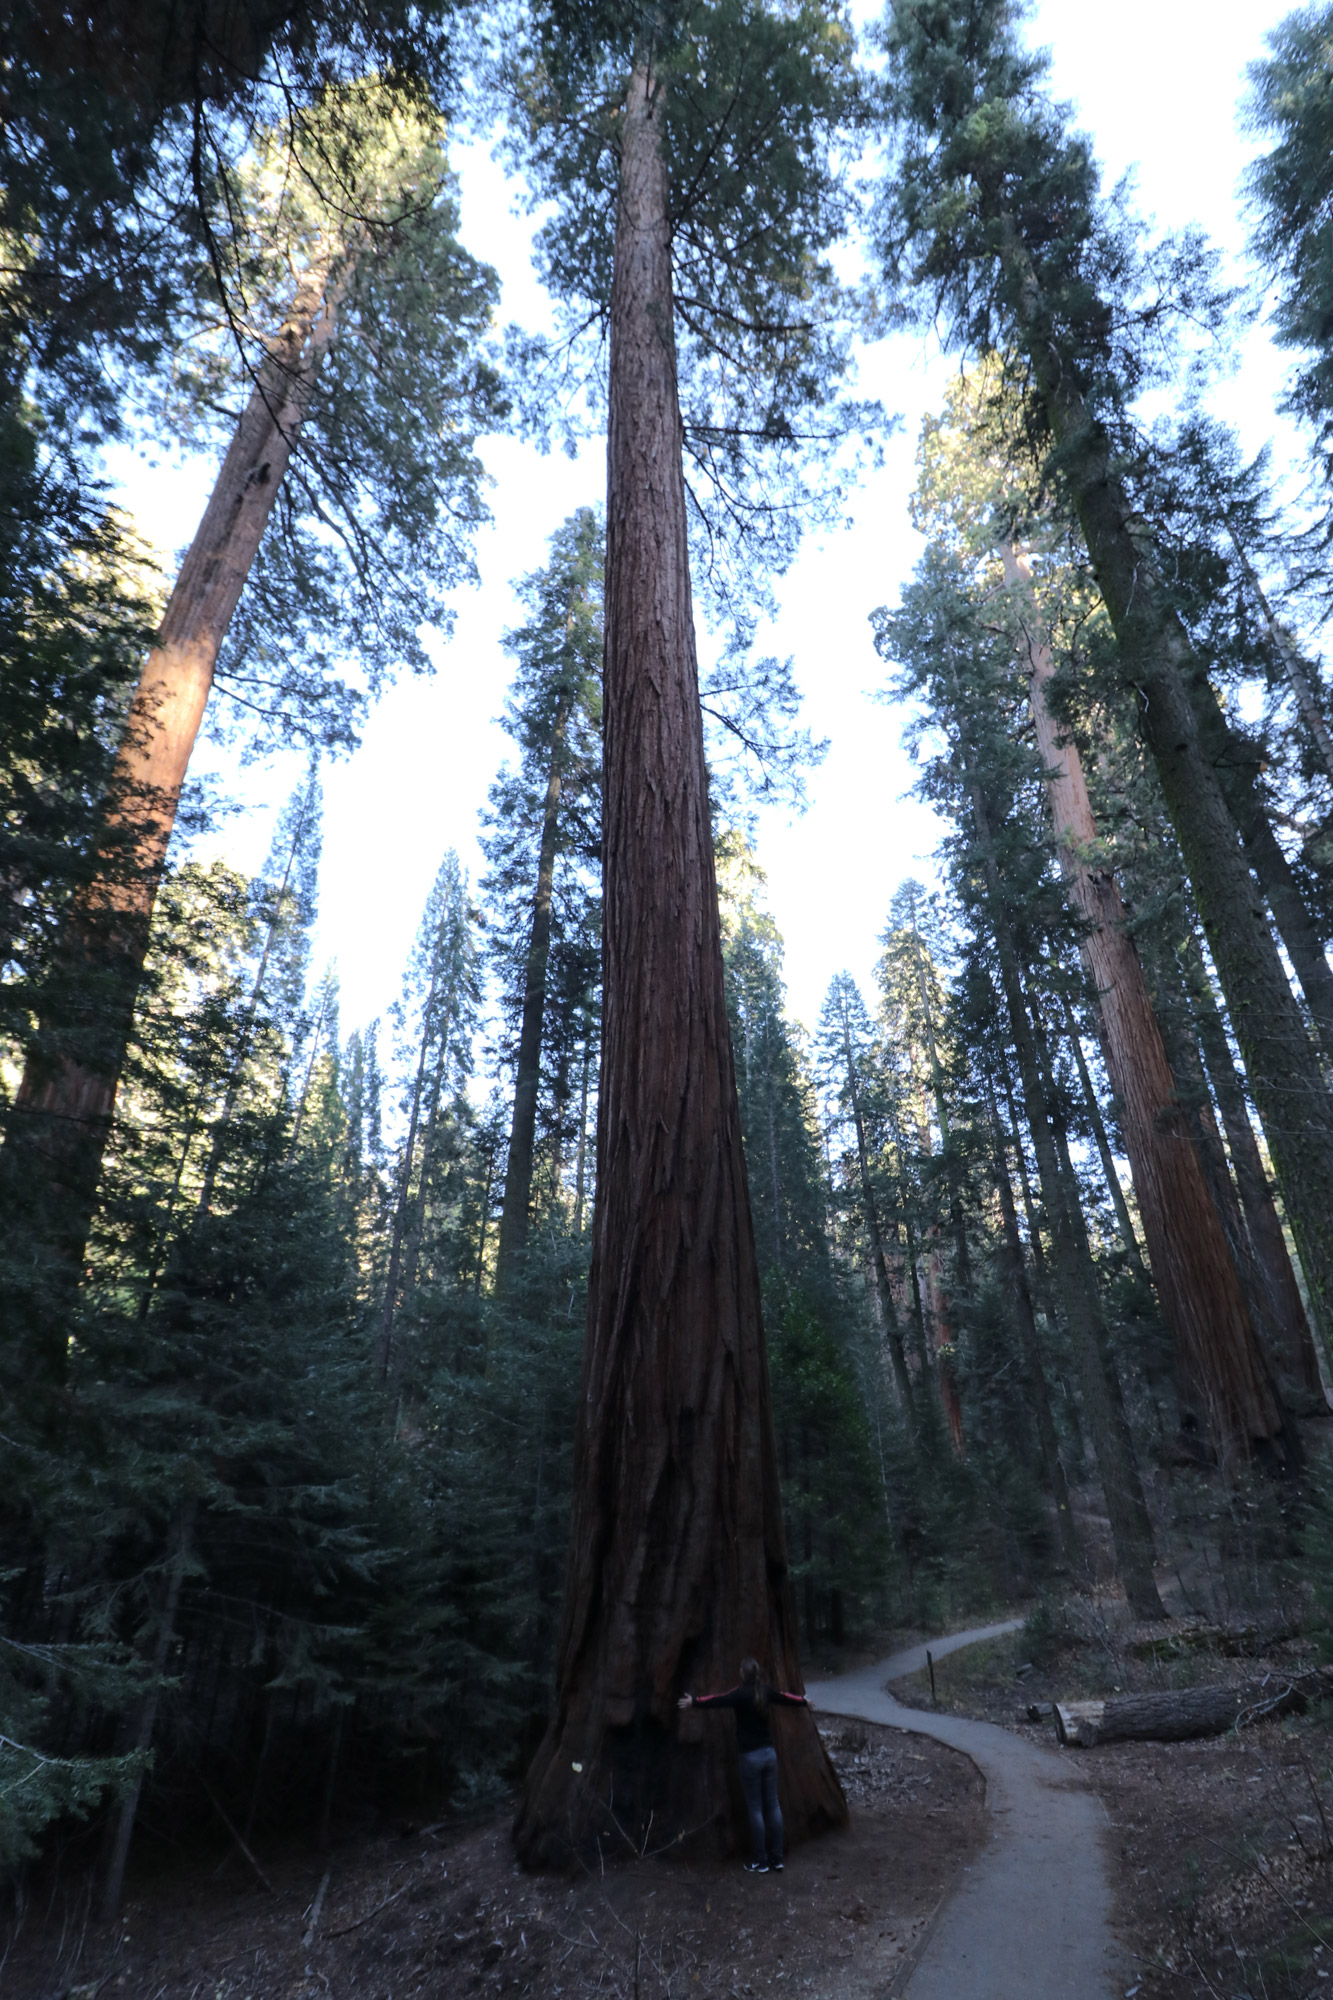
[{"x1": 677, "y1": 1694, "x2": 693, "y2": 1709}]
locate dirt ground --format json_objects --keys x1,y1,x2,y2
[
  {"x1": 1, "y1": 1720, "x2": 984, "y2": 2000},
  {"x1": 893, "y1": 1615, "x2": 1333, "y2": 2000}
]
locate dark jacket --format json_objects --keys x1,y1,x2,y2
[{"x1": 693, "y1": 1682, "x2": 807, "y2": 1753}]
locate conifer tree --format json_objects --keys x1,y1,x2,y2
[
  {"x1": 875, "y1": 0, "x2": 1333, "y2": 1332},
  {"x1": 909, "y1": 376, "x2": 1292, "y2": 1469},
  {"x1": 505, "y1": 0, "x2": 864, "y2": 1862},
  {"x1": 879, "y1": 548, "x2": 1164, "y2": 1615},
  {"x1": 487, "y1": 510, "x2": 604, "y2": 1285},
  {"x1": 1247, "y1": 4, "x2": 1333, "y2": 490},
  {"x1": 378, "y1": 853, "x2": 480, "y2": 1380},
  {"x1": 0, "y1": 83, "x2": 503, "y2": 1365},
  {"x1": 817, "y1": 973, "x2": 916, "y2": 1420}
]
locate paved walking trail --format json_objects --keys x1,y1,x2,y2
[{"x1": 808, "y1": 1622, "x2": 1124, "y2": 2000}]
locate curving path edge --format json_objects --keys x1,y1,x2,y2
[{"x1": 808, "y1": 1622, "x2": 1123, "y2": 2000}]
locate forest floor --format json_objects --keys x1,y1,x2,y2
[
  {"x1": 890, "y1": 1609, "x2": 1333, "y2": 2000},
  {"x1": 1, "y1": 1719, "x2": 984, "y2": 2000}
]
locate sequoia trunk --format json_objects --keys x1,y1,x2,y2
[
  {"x1": 1007, "y1": 298, "x2": 1333, "y2": 1332},
  {"x1": 970, "y1": 780, "x2": 1164, "y2": 1617},
  {"x1": 1007, "y1": 547, "x2": 1287, "y2": 1466},
  {"x1": 0, "y1": 256, "x2": 340, "y2": 1353},
  {"x1": 513, "y1": 65, "x2": 844, "y2": 1866}
]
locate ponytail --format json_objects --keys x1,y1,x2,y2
[{"x1": 740, "y1": 1656, "x2": 769, "y2": 1716}]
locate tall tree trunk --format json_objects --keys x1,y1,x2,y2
[
  {"x1": 378, "y1": 931, "x2": 452, "y2": 1382},
  {"x1": 573, "y1": 1031, "x2": 593, "y2": 1235},
  {"x1": 1003, "y1": 235, "x2": 1333, "y2": 1331},
  {"x1": 1008, "y1": 540, "x2": 1286, "y2": 1466},
  {"x1": 1000, "y1": 1061, "x2": 1087, "y2": 1465},
  {"x1": 497, "y1": 687, "x2": 572, "y2": 1284},
  {"x1": 835, "y1": 1003, "x2": 915, "y2": 1420},
  {"x1": 906, "y1": 910, "x2": 972, "y2": 1288},
  {"x1": 971, "y1": 784, "x2": 1165, "y2": 1616},
  {"x1": 0, "y1": 256, "x2": 341, "y2": 1359},
  {"x1": 1205, "y1": 725, "x2": 1333, "y2": 1068},
  {"x1": 1179, "y1": 931, "x2": 1324, "y2": 1397},
  {"x1": 1062, "y1": 1002, "x2": 1145, "y2": 1272},
  {"x1": 514, "y1": 65, "x2": 844, "y2": 1867},
  {"x1": 985, "y1": 1075, "x2": 1082, "y2": 1570}
]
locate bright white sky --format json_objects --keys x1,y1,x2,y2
[{"x1": 106, "y1": 0, "x2": 1299, "y2": 1054}]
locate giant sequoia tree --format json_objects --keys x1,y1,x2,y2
[
  {"x1": 876, "y1": 0, "x2": 1333, "y2": 1332},
  {"x1": 507, "y1": 0, "x2": 864, "y2": 1864},
  {"x1": 912, "y1": 377, "x2": 1291, "y2": 1470},
  {"x1": 0, "y1": 84, "x2": 501, "y2": 1374}
]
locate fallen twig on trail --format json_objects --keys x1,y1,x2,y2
[
  {"x1": 322, "y1": 1884, "x2": 409, "y2": 1939},
  {"x1": 302, "y1": 1869, "x2": 331, "y2": 1947}
]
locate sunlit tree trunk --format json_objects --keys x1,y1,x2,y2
[
  {"x1": 1007, "y1": 544, "x2": 1287, "y2": 1466},
  {"x1": 1003, "y1": 259, "x2": 1333, "y2": 1330},
  {"x1": 513, "y1": 65, "x2": 844, "y2": 1867},
  {"x1": 0, "y1": 256, "x2": 340, "y2": 1361},
  {"x1": 970, "y1": 778, "x2": 1165, "y2": 1617}
]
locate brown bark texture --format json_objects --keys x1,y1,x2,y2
[
  {"x1": 1007, "y1": 548, "x2": 1286, "y2": 1466},
  {"x1": 1053, "y1": 1673, "x2": 1330, "y2": 1748},
  {"x1": 1001, "y1": 227, "x2": 1333, "y2": 1332},
  {"x1": 512, "y1": 67, "x2": 844, "y2": 1869},
  {"x1": 496, "y1": 687, "x2": 571, "y2": 1283},
  {"x1": 0, "y1": 257, "x2": 339, "y2": 1320},
  {"x1": 970, "y1": 779, "x2": 1165, "y2": 1617}
]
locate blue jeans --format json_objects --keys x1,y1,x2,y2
[{"x1": 738, "y1": 1745, "x2": 783, "y2": 1865}]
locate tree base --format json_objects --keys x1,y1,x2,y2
[{"x1": 514, "y1": 1707, "x2": 847, "y2": 1871}]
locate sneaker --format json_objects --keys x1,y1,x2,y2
[
  {"x1": 744, "y1": 1861, "x2": 769, "y2": 1873},
  {"x1": 770, "y1": 1861, "x2": 784, "y2": 1872}
]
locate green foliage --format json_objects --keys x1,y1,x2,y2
[
  {"x1": 156, "y1": 80, "x2": 507, "y2": 752},
  {"x1": 480, "y1": 508, "x2": 603, "y2": 1210},
  {"x1": 1246, "y1": 5, "x2": 1333, "y2": 464},
  {"x1": 498, "y1": 0, "x2": 880, "y2": 621}
]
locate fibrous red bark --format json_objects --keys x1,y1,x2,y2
[
  {"x1": 1006, "y1": 545, "x2": 1288, "y2": 1469},
  {"x1": 0, "y1": 258, "x2": 338, "y2": 1338},
  {"x1": 513, "y1": 63, "x2": 845, "y2": 1867}
]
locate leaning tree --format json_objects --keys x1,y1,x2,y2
[{"x1": 504, "y1": 0, "x2": 871, "y2": 1865}]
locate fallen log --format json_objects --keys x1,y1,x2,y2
[{"x1": 1054, "y1": 1669, "x2": 1333, "y2": 1748}]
